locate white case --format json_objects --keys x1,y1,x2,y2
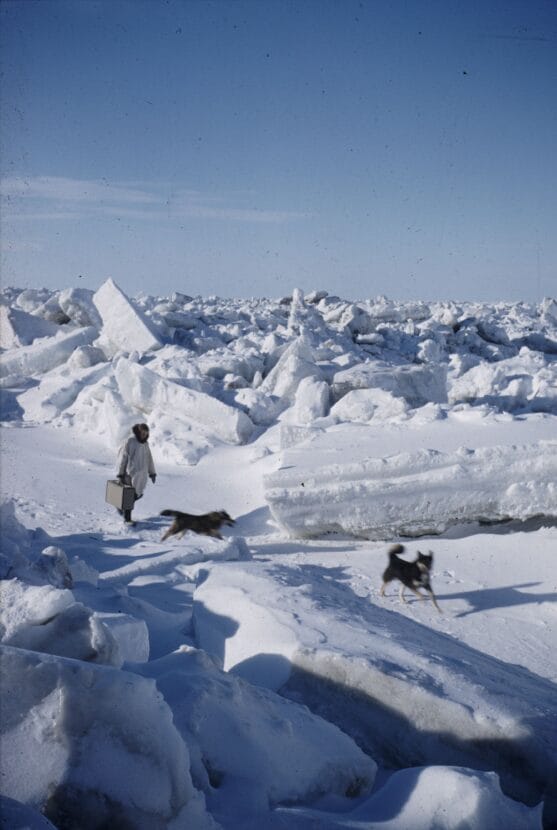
[{"x1": 105, "y1": 479, "x2": 135, "y2": 510}]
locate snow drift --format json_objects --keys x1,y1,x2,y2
[{"x1": 264, "y1": 440, "x2": 557, "y2": 539}]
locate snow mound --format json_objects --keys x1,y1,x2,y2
[
  {"x1": 264, "y1": 440, "x2": 557, "y2": 539},
  {"x1": 193, "y1": 560, "x2": 557, "y2": 814},
  {"x1": 0, "y1": 646, "x2": 215, "y2": 830},
  {"x1": 282, "y1": 766, "x2": 542, "y2": 829},
  {"x1": 136, "y1": 647, "x2": 376, "y2": 807},
  {"x1": 0, "y1": 579, "x2": 122, "y2": 666},
  {"x1": 100, "y1": 535, "x2": 250, "y2": 586}
]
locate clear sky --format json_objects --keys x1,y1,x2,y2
[{"x1": 1, "y1": 0, "x2": 555, "y2": 302}]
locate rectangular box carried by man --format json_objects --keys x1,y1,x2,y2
[{"x1": 105, "y1": 479, "x2": 136, "y2": 511}]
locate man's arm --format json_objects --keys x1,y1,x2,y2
[{"x1": 147, "y1": 445, "x2": 156, "y2": 477}]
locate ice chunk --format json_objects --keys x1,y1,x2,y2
[
  {"x1": 0, "y1": 647, "x2": 214, "y2": 829},
  {"x1": 97, "y1": 612, "x2": 149, "y2": 663},
  {"x1": 0, "y1": 305, "x2": 59, "y2": 349},
  {"x1": 0, "y1": 326, "x2": 98, "y2": 379},
  {"x1": 449, "y1": 350, "x2": 557, "y2": 412},
  {"x1": 93, "y1": 277, "x2": 162, "y2": 354},
  {"x1": 330, "y1": 387, "x2": 408, "y2": 423},
  {"x1": 260, "y1": 336, "x2": 324, "y2": 402},
  {"x1": 33, "y1": 546, "x2": 73, "y2": 589},
  {"x1": 287, "y1": 376, "x2": 330, "y2": 424},
  {"x1": 58, "y1": 287, "x2": 103, "y2": 328},
  {"x1": 1, "y1": 581, "x2": 122, "y2": 666},
  {"x1": 115, "y1": 357, "x2": 254, "y2": 445},
  {"x1": 137, "y1": 647, "x2": 376, "y2": 805},
  {"x1": 333, "y1": 359, "x2": 447, "y2": 407}
]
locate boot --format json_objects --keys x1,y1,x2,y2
[{"x1": 123, "y1": 508, "x2": 134, "y2": 524}]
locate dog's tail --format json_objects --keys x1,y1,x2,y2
[
  {"x1": 160, "y1": 509, "x2": 181, "y2": 517},
  {"x1": 387, "y1": 543, "x2": 405, "y2": 558}
]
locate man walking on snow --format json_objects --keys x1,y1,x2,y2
[{"x1": 117, "y1": 423, "x2": 156, "y2": 524}]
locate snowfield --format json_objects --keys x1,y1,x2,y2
[{"x1": 1, "y1": 279, "x2": 556, "y2": 829}]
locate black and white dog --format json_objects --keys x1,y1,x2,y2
[{"x1": 380, "y1": 544, "x2": 441, "y2": 612}]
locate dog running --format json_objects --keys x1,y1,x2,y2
[
  {"x1": 380, "y1": 543, "x2": 441, "y2": 612},
  {"x1": 160, "y1": 509, "x2": 235, "y2": 541}
]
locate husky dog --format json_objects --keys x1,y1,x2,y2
[
  {"x1": 160, "y1": 509, "x2": 235, "y2": 541},
  {"x1": 380, "y1": 544, "x2": 441, "y2": 612}
]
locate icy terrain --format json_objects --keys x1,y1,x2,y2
[{"x1": 1, "y1": 279, "x2": 556, "y2": 829}]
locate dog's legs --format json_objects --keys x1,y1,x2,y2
[
  {"x1": 402, "y1": 585, "x2": 432, "y2": 605},
  {"x1": 380, "y1": 582, "x2": 387, "y2": 597},
  {"x1": 162, "y1": 521, "x2": 186, "y2": 542},
  {"x1": 425, "y1": 588, "x2": 442, "y2": 613},
  {"x1": 399, "y1": 584, "x2": 408, "y2": 604}
]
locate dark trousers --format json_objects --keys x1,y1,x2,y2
[{"x1": 117, "y1": 475, "x2": 140, "y2": 522}]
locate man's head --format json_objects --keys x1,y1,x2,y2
[{"x1": 132, "y1": 423, "x2": 150, "y2": 443}]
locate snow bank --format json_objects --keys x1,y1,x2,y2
[
  {"x1": 282, "y1": 766, "x2": 542, "y2": 829},
  {"x1": 100, "y1": 535, "x2": 250, "y2": 585},
  {"x1": 0, "y1": 503, "x2": 127, "y2": 667},
  {"x1": 136, "y1": 646, "x2": 376, "y2": 807},
  {"x1": 264, "y1": 440, "x2": 557, "y2": 539},
  {"x1": 192, "y1": 560, "x2": 557, "y2": 814},
  {"x1": 0, "y1": 646, "x2": 215, "y2": 830},
  {"x1": 93, "y1": 277, "x2": 162, "y2": 354}
]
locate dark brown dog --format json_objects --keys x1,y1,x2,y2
[
  {"x1": 160, "y1": 509, "x2": 235, "y2": 541},
  {"x1": 380, "y1": 544, "x2": 441, "y2": 612}
]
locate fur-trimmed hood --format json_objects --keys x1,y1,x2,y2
[{"x1": 132, "y1": 423, "x2": 150, "y2": 443}]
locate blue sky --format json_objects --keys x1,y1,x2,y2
[{"x1": 1, "y1": 0, "x2": 555, "y2": 302}]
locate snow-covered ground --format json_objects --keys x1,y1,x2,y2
[{"x1": 1, "y1": 280, "x2": 556, "y2": 829}]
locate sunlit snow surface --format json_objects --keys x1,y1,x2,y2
[{"x1": 1, "y1": 280, "x2": 556, "y2": 829}]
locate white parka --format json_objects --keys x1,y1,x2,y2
[{"x1": 117, "y1": 435, "x2": 156, "y2": 496}]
